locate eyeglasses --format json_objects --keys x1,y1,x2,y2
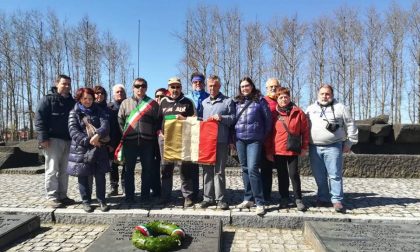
[
  {"x1": 134, "y1": 84, "x2": 147, "y2": 89},
  {"x1": 192, "y1": 80, "x2": 203, "y2": 84},
  {"x1": 170, "y1": 85, "x2": 181, "y2": 90},
  {"x1": 155, "y1": 95, "x2": 165, "y2": 98},
  {"x1": 267, "y1": 85, "x2": 278, "y2": 90}
]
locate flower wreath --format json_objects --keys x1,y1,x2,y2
[{"x1": 132, "y1": 221, "x2": 185, "y2": 252}]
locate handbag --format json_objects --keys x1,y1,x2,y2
[{"x1": 278, "y1": 115, "x2": 302, "y2": 153}]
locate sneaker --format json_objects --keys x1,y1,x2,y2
[
  {"x1": 184, "y1": 198, "x2": 194, "y2": 207},
  {"x1": 82, "y1": 203, "x2": 93, "y2": 213},
  {"x1": 256, "y1": 205, "x2": 266, "y2": 216},
  {"x1": 333, "y1": 202, "x2": 345, "y2": 213},
  {"x1": 295, "y1": 199, "x2": 306, "y2": 211},
  {"x1": 107, "y1": 188, "x2": 119, "y2": 197},
  {"x1": 236, "y1": 201, "x2": 254, "y2": 209},
  {"x1": 200, "y1": 201, "x2": 215, "y2": 209},
  {"x1": 47, "y1": 199, "x2": 63, "y2": 208},
  {"x1": 217, "y1": 201, "x2": 229, "y2": 210},
  {"x1": 279, "y1": 198, "x2": 289, "y2": 209},
  {"x1": 99, "y1": 202, "x2": 110, "y2": 212},
  {"x1": 60, "y1": 197, "x2": 76, "y2": 205},
  {"x1": 316, "y1": 200, "x2": 332, "y2": 208}
]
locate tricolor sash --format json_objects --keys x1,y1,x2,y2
[{"x1": 114, "y1": 97, "x2": 155, "y2": 162}]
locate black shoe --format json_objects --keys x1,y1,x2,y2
[
  {"x1": 279, "y1": 198, "x2": 289, "y2": 209},
  {"x1": 200, "y1": 201, "x2": 215, "y2": 209},
  {"x1": 217, "y1": 201, "x2": 229, "y2": 210},
  {"x1": 60, "y1": 197, "x2": 76, "y2": 205},
  {"x1": 83, "y1": 203, "x2": 93, "y2": 213},
  {"x1": 333, "y1": 202, "x2": 345, "y2": 213},
  {"x1": 107, "y1": 188, "x2": 118, "y2": 197},
  {"x1": 184, "y1": 198, "x2": 194, "y2": 207},
  {"x1": 100, "y1": 202, "x2": 110, "y2": 212},
  {"x1": 315, "y1": 200, "x2": 332, "y2": 208},
  {"x1": 47, "y1": 199, "x2": 64, "y2": 208}
]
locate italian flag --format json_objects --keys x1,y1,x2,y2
[{"x1": 163, "y1": 116, "x2": 218, "y2": 165}]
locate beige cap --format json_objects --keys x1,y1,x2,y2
[{"x1": 168, "y1": 77, "x2": 181, "y2": 85}]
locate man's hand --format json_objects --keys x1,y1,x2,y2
[
  {"x1": 176, "y1": 114, "x2": 186, "y2": 120},
  {"x1": 343, "y1": 145, "x2": 351, "y2": 153},
  {"x1": 39, "y1": 140, "x2": 49, "y2": 149},
  {"x1": 265, "y1": 153, "x2": 274, "y2": 162},
  {"x1": 209, "y1": 114, "x2": 221, "y2": 121}
]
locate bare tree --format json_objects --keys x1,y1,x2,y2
[
  {"x1": 408, "y1": 0, "x2": 420, "y2": 122},
  {"x1": 385, "y1": 2, "x2": 407, "y2": 123},
  {"x1": 244, "y1": 20, "x2": 265, "y2": 89}
]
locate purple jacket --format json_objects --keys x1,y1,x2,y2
[{"x1": 235, "y1": 97, "x2": 272, "y2": 141}]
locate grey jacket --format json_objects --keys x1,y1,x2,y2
[{"x1": 202, "y1": 93, "x2": 236, "y2": 143}]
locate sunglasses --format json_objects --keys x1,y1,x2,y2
[
  {"x1": 170, "y1": 86, "x2": 181, "y2": 90},
  {"x1": 134, "y1": 84, "x2": 147, "y2": 89},
  {"x1": 155, "y1": 95, "x2": 165, "y2": 98}
]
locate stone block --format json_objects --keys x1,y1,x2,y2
[
  {"x1": 355, "y1": 115, "x2": 389, "y2": 126},
  {"x1": 86, "y1": 217, "x2": 222, "y2": 252},
  {"x1": 304, "y1": 221, "x2": 420, "y2": 252},
  {"x1": 0, "y1": 214, "x2": 40, "y2": 249},
  {"x1": 354, "y1": 124, "x2": 371, "y2": 143},
  {"x1": 393, "y1": 124, "x2": 420, "y2": 143},
  {"x1": 370, "y1": 124, "x2": 392, "y2": 137}
]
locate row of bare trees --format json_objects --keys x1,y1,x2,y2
[
  {"x1": 178, "y1": 1, "x2": 420, "y2": 123},
  {"x1": 0, "y1": 10, "x2": 131, "y2": 141}
]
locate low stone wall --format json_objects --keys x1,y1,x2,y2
[{"x1": 227, "y1": 154, "x2": 420, "y2": 178}]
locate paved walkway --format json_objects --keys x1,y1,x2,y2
[{"x1": 1, "y1": 165, "x2": 420, "y2": 251}]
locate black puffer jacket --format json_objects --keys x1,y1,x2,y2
[
  {"x1": 66, "y1": 103, "x2": 110, "y2": 177},
  {"x1": 35, "y1": 87, "x2": 75, "y2": 141}
]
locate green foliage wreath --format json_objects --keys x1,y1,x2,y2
[{"x1": 131, "y1": 221, "x2": 185, "y2": 252}]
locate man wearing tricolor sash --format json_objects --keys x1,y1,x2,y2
[
  {"x1": 200, "y1": 75, "x2": 235, "y2": 210},
  {"x1": 158, "y1": 77, "x2": 197, "y2": 207},
  {"x1": 116, "y1": 78, "x2": 160, "y2": 203}
]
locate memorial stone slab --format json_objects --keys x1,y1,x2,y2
[
  {"x1": 0, "y1": 214, "x2": 40, "y2": 249},
  {"x1": 304, "y1": 221, "x2": 420, "y2": 252},
  {"x1": 87, "y1": 217, "x2": 222, "y2": 252}
]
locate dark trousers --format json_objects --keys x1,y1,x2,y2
[
  {"x1": 151, "y1": 140, "x2": 161, "y2": 197},
  {"x1": 191, "y1": 163, "x2": 200, "y2": 200},
  {"x1": 260, "y1": 148, "x2": 274, "y2": 201},
  {"x1": 123, "y1": 142, "x2": 155, "y2": 200},
  {"x1": 78, "y1": 171, "x2": 106, "y2": 204},
  {"x1": 109, "y1": 161, "x2": 125, "y2": 190},
  {"x1": 274, "y1": 155, "x2": 302, "y2": 200},
  {"x1": 161, "y1": 162, "x2": 198, "y2": 200}
]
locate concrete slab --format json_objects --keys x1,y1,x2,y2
[{"x1": 0, "y1": 214, "x2": 40, "y2": 249}]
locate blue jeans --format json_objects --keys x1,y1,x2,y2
[
  {"x1": 123, "y1": 141, "x2": 155, "y2": 200},
  {"x1": 78, "y1": 169, "x2": 106, "y2": 204},
  {"x1": 236, "y1": 139, "x2": 265, "y2": 206},
  {"x1": 309, "y1": 142, "x2": 344, "y2": 203}
]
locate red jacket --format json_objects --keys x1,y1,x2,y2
[{"x1": 267, "y1": 105, "x2": 309, "y2": 156}]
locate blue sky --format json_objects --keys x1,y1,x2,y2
[{"x1": 0, "y1": 0, "x2": 410, "y2": 96}]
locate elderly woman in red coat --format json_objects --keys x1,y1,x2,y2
[{"x1": 266, "y1": 87, "x2": 309, "y2": 211}]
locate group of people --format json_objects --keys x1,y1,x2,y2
[{"x1": 35, "y1": 73, "x2": 358, "y2": 216}]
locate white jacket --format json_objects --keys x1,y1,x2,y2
[{"x1": 306, "y1": 99, "x2": 358, "y2": 147}]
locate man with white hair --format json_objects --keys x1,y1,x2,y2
[
  {"x1": 107, "y1": 84, "x2": 127, "y2": 196},
  {"x1": 261, "y1": 78, "x2": 280, "y2": 202}
]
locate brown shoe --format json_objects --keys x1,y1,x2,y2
[{"x1": 333, "y1": 202, "x2": 345, "y2": 213}]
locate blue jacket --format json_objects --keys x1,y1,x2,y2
[
  {"x1": 67, "y1": 103, "x2": 110, "y2": 177},
  {"x1": 235, "y1": 97, "x2": 272, "y2": 141},
  {"x1": 202, "y1": 93, "x2": 236, "y2": 143},
  {"x1": 35, "y1": 87, "x2": 75, "y2": 142}
]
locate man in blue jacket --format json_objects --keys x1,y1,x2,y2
[
  {"x1": 35, "y1": 74, "x2": 76, "y2": 208},
  {"x1": 200, "y1": 75, "x2": 235, "y2": 210}
]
